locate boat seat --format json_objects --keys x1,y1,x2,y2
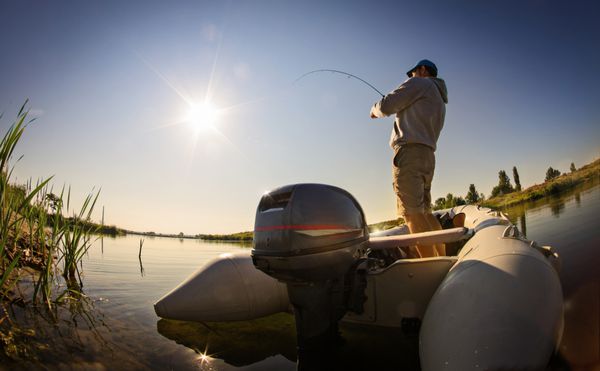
[{"x1": 344, "y1": 256, "x2": 458, "y2": 327}]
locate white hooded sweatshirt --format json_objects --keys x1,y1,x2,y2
[{"x1": 371, "y1": 77, "x2": 448, "y2": 152}]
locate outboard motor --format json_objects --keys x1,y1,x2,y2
[{"x1": 252, "y1": 184, "x2": 369, "y2": 369}]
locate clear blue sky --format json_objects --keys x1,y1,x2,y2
[{"x1": 1, "y1": 0, "x2": 598, "y2": 234}]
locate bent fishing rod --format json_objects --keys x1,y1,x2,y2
[{"x1": 294, "y1": 69, "x2": 385, "y2": 98}]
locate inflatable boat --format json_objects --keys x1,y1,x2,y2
[{"x1": 154, "y1": 183, "x2": 563, "y2": 370}]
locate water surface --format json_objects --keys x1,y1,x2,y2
[{"x1": 7, "y1": 182, "x2": 599, "y2": 370}]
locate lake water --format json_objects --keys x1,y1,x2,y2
[{"x1": 5, "y1": 182, "x2": 599, "y2": 370}]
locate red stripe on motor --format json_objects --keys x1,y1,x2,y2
[{"x1": 255, "y1": 224, "x2": 354, "y2": 232}]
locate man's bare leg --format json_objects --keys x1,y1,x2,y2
[
  {"x1": 404, "y1": 213, "x2": 438, "y2": 257},
  {"x1": 425, "y1": 213, "x2": 446, "y2": 256}
]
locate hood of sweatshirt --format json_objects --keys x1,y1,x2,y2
[{"x1": 430, "y1": 77, "x2": 448, "y2": 103}]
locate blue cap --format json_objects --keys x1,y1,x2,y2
[{"x1": 406, "y1": 59, "x2": 438, "y2": 77}]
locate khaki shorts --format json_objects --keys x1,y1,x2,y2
[{"x1": 392, "y1": 144, "x2": 435, "y2": 217}]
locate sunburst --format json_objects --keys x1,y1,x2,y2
[{"x1": 185, "y1": 100, "x2": 220, "y2": 133}]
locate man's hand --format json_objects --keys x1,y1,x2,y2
[{"x1": 370, "y1": 105, "x2": 378, "y2": 119}]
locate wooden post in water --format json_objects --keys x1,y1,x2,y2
[
  {"x1": 138, "y1": 238, "x2": 145, "y2": 276},
  {"x1": 139, "y1": 238, "x2": 144, "y2": 259},
  {"x1": 101, "y1": 206, "x2": 105, "y2": 254}
]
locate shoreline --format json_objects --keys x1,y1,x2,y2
[
  {"x1": 122, "y1": 230, "x2": 253, "y2": 242},
  {"x1": 366, "y1": 158, "x2": 599, "y2": 233},
  {"x1": 100, "y1": 158, "x2": 600, "y2": 241},
  {"x1": 482, "y1": 158, "x2": 599, "y2": 210}
]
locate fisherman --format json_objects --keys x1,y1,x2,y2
[{"x1": 370, "y1": 59, "x2": 448, "y2": 257}]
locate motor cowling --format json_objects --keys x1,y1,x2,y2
[
  {"x1": 251, "y1": 183, "x2": 369, "y2": 282},
  {"x1": 251, "y1": 184, "x2": 369, "y2": 370}
]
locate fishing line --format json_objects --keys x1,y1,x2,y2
[{"x1": 294, "y1": 69, "x2": 385, "y2": 98}]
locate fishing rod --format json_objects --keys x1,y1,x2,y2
[{"x1": 294, "y1": 69, "x2": 385, "y2": 98}]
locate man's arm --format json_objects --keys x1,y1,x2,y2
[{"x1": 370, "y1": 78, "x2": 425, "y2": 119}]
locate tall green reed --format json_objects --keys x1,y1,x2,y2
[
  {"x1": 28, "y1": 177, "x2": 101, "y2": 305},
  {"x1": 58, "y1": 187, "x2": 100, "y2": 285},
  {"x1": 1, "y1": 101, "x2": 101, "y2": 308},
  {"x1": 0, "y1": 102, "x2": 51, "y2": 298},
  {"x1": 30, "y1": 184, "x2": 65, "y2": 306}
]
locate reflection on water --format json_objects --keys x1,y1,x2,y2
[
  {"x1": 549, "y1": 196, "x2": 566, "y2": 217},
  {"x1": 4, "y1": 236, "x2": 260, "y2": 370},
  {"x1": 516, "y1": 204, "x2": 528, "y2": 237},
  {"x1": 80, "y1": 236, "x2": 256, "y2": 370},
  {"x1": 2, "y1": 278, "x2": 146, "y2": 370},
  {"x1": 503, "y1": 180, "x2": 598, "y2": 239},
  {"x1": 156, "y1": 314, "x2": 422, "y2": 370},
  {"x1": 157, "y1": 313, "x2": 297, "y2": 367}
]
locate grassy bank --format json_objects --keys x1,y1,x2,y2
[
  {"x1": 482, "y1": 158, "x2": 600, "y2": 209},
  {"x1": 197, "y1": 231, "x2": 253, "y2": 241},
  {"x1": 77, "y1": 219, "x2": 125, "y2": 236}
]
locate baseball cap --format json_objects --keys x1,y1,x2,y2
[{"x1": 406, "y1": 59, "x2": 438, "y2": 77}]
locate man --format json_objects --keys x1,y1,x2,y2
[{"x1": 370, "y1": 59, "x2": 448, "y2": 257}]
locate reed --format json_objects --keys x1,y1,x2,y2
[
  {"x1": 31, "y1": 185, "x2": 66, "y2": 306},
  {"x1": 58, "y1": 187, "x2": 100, "y2": 285},
  {"x1": 0, "y1": 102, "x2": 51, "y2": 298},
  {"x1": 0, "y1": 102, "x2": 100, "y2": 308}
]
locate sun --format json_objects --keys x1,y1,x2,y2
[{"x1": 185, "y1": 100, "x2": 220, "y2": 133}]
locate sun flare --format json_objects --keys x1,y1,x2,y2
[{"x1": 185, "y1": 100, "x2": 220, "y2": 132}]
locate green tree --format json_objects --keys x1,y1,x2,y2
[
  {"x1": 570, "y1": 162, "x2": 576, "y2": 173},
  {"x1": 433, "y1": 193, "x2": 466, "y2": 210},
  {"x1": 446, "y1": 193, "x2": 455, "y2": 207},
  {"x1": 545, "y1": 167, "x2": 561, "y2": 182},
  {"x1": 465, "y1": 184, "x2": 480, "y2": 204},
  {"x1": 446, "y1": 193, "x2": 466, "y2": 207},
  {"x1": 491, "y1": 170, "x2": 514, "y2": 197},
  {"x1": 512, "y1": 166, "x2": 522, "y2": 192},
  {"x1": 434, "y1": 197, "x2": 446, "y2": 210}
]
